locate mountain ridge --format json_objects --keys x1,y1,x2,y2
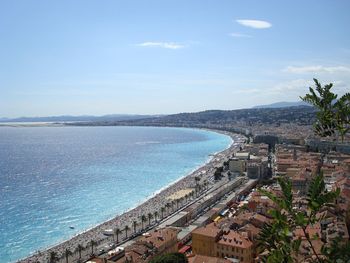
[
  {"x1": 0, "y1": 114, "x2": 160, "y2": 123},
  {"x1": 253, "y1": 101, "x2": 310, "y2": 109}
]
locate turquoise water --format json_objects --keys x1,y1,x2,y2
[{"x1": 0, "y1": 126, "x2": 231, "y2": 262}]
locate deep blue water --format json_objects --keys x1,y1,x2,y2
[{"x1": 0, "y1": 126, "x2": 231, "y2": 262}]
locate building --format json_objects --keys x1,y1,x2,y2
[
  {"x1": 216, "y1": 229, "x2": 254, "y2": 262},
  {"x1": 192, "y1": 223, "x2": 221, "y2": 257},
  {"x1": 187, "y1": 255, "x2": 232, "y2": 263},
  {"x1": 138, "y1": 228, "x2": 179, "y2": 255},
  {"x1": 229, "y1": 158, "x2": 245, "y2": 175},
  {"x1": 192, "y1": 223, "x2": 254, "y2": 263},
  {"x1": 113, "y1": 228, "x2": 179, "y2": 263},
  {"x1": 246, "y1": 162, "x2": 261, "y2": 179}
]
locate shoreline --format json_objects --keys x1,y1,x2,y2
[{"x1": 17, "y1": 128, "x2": 244, "y2": 263}]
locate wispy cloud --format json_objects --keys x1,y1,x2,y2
[
  {"x1": 236, "y1": 19, "x2": 272, "y2": 29},
  {"x1": 283, "y1": 65, "x2": 350, "y2": 74},
  {"x1": 229, "y1": 33, "x2": 252, "y2": 38},
  {"x1": 267, "y1": 79, "x2": 349, "y2": 96},
  {"x1": 136, "y1": 42, "x2": 185, "y2": 49},
  {"x1": 271, "y1": 79, "x2": 313, "y2": 93}
]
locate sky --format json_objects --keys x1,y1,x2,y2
[{"x1": 0, "y1": 0, "x2": 350, "y2": 117}]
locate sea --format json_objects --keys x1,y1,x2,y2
[{"x1": 0, "y1": 126, "x2": 232, "y2": 262}]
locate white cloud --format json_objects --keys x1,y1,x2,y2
[
  {"x1": 229, "y1": 33, "x2": 252, "y2": 38},
  {"x1": 267, "y1": 79, "x2": 349, "y2": 98},
  {"x1": 283, "y1": 65, "x2": 350, "y2": 74},
  {"x1": 136, "y1": 42, "x2": 185, "y2": 49},
  {"x1": 236, "y1": 19, "x2": 272, "y2": 29},
  {"x1": 271, "y1": 79, "x2": 314, "y2": 93}
]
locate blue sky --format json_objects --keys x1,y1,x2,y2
[{"x1": 1, "y1": 0, "x2": 349, "y2": 117}]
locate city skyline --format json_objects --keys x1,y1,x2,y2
[{"x1": 1, "y1": 0, "x2": 350, "y2": 117}]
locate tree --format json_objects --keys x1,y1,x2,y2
[
  {"x1": 257, "y1": 172, "x2": 342, "y2": 262},
  {"x1": 300, "y1": 79, "x2": 350, "y2": 141},
  {"x1": 89, "y1": 239, "x2": 97, "y2": 256},
  {"x1": 194, "y1": 176, "x2": 200, "y2": 197},
  {"x1": 114, "y1": 228, "x2": 121, "y2": 243},
  {"x1": 154, "y1": 211, "x2": 159, "y2": 222},
  {"x1": 203, "y1": 179, "x2": 209, "y2": 190},
  {"x1": 133, "y1": 220, "x2": 138, "y2": 234},
  {"x1": 76, "y1": 244, "x2": 84, "y2": 261},
  {"x1": 124, "y1": 225, "x2": 130, "y2": 238},
  {"x1": 141, "y1": 215, "x2": 147, "y2": 230},
  {"x1": 64, "y1": 248, "x2": 72, "y2": 263},
  {"x1": 161, "y1": 207, "x2": 166, "y2": 219},
  {"x1": 149, "y1": 252, "x2": 188, "y2": 263},
  {"x1": 147, "y1": 212, "x2": 153, "y2": 226},
  {"x1": 166, "y1": 203, "x2": 171, "y2": 214},
  {"x1": 179, "y1": 197, "x2": 184, "y2": 206},
  {"x1": 194, "y1": 176, "x2": 200, "y2": 186},
  {"x1": 48, "y1": 251, "x2": 59, "y2": 263}
]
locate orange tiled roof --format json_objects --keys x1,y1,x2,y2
[
  {"x1": 138, "y1": 228, "x2": 178, "y2": 249},
  {"x1": 192, "y1": 222, "x2": 222, "y2": 238},
  {"x1": 218, "y1": 230, "x2": 253, "y2": 249},
  {"x1": 294, "y1": 223, "x2": 321, "y2": 240}
]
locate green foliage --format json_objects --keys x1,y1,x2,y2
[
  {"x1": 149, "y1": 252, "x2": 188, "y2": 263},
  {"x1": 258, "y1": 177, "x2": 300, "y2": 263},
  {"x1": 300, "y1": 79, "x2": 350, "y2": 141},
  {"x1": 321, "y1": 237, "x2": 350, "y2": 263},
  {"x1": 257, "y1": 172, "x2": 343, "y2": 262}
]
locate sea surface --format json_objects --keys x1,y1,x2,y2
[{"x1": 0, "y1": 126, "x2": 232, "y2": 262}]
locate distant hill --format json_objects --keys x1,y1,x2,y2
[
  {"x1": 253, "y1": 101, "x2": 310, "y2": 109},
  {"x1": 69, "y1": 106, "x2": 316, "y2": 128},
  {"x1": 0, "y1": 114, "x2": 159, "y2": 123}
]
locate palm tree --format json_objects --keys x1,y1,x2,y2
[
  {"x1": 147, "y1": 212, "x2": 153, "y2": 226},
  {"x1": 161, "y1": 207, "x2": 165, "y2": 219},
  {"x1": 154, "y1": 211, "x2": 159, "y2": 222},
  {"x1": 48, "y1": 251, "x2": 59, "y2": 263},
  {"x1": 203, "y1": 180, "x2": 208, "y2": 190},
  {"x1": 124, "y1": 225, "x2": 130, "y2": 238},
  {"x1": 166, "y1": 203, "x2": 171, "y2": 214},
  {"x1": 195, "y1": 176, "x2": 200, "y2": 186},
  {"x1": 77, "y1": 244, "x2": 83, "y2": 261},
  {"x1": 64, "y1": 248, "x2": 72, "y2": 263},
  {"x1": 141, "y1": 215, "x2": 147, "y2": 230},
  {"x1": 114, "y1": 228, "x2": 121, "y2": 243},
  {"x1": 132, "y1": 220, "x2": 138, "y2": 234},
  {"x1": 90, "y1": 239, "x2": 97, "y2": 256}
]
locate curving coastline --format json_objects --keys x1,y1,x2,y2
[{"x1": 17, "y1": 129, "x2": 244, "y2": 263}]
